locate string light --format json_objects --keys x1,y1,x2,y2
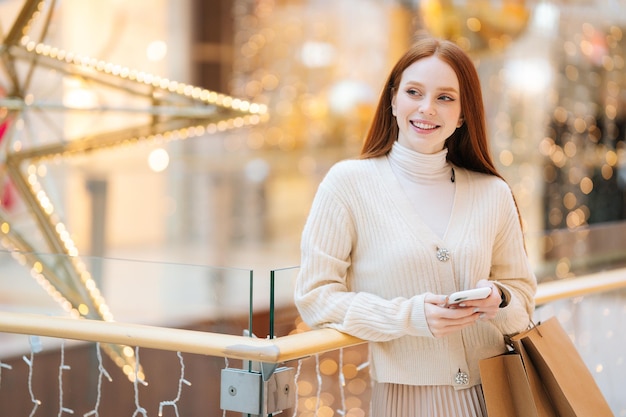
[
  {"x1": 57, "y1": 341, "x2": 74, "y2": 416},
  {"x1": 158, "y1": 352, "x2": 192, "y2": 417},
  {"x1": 338, "y1": 348, "x2": 346, "y2": 416},
  {"x1": 131, "y1": 347, "x2": 148, "y2": 417},
  {"x1": 0, "y1": 361, "x2": 13, "y2": 391},
  {"x1": 23, "y1": 336, "x2": 43, "y2": 417},
  {"x1": 20, "y1": 35, "x2": 267, "y2": 118},
  {"x1": 314, "y1": 355, "x2": 323, "y2": 416},
  {"x1": 83, "y1": 343, "x2": 112, "y2": 417}
]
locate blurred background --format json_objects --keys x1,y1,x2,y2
[
  {"x1": 2, "y1": 0, "x2": 625, "y2": 281},
  {"x1": 0, "y1": 0, "x2": 625, "y2": 416}
]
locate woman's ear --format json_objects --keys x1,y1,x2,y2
[
  {"x1": 457, "y1": 117, "x2": 464, "y2": 128},
  {"x1": 391, "y1": 94, "x2": 397, "y2": 116}
]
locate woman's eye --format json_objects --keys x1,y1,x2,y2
[
  {"x1": 439, "y1": 95, "x2": 455, "y2": 101},
  {"x1": 406, "y1": 89, "x2": 421, "y2": 96}
]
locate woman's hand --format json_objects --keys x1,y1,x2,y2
[
  {"x1": 464, "y1": 279, "x2": 502, "y2": 320},
  {"x1": 423, "y1": 293, "x2": 481, "y2": 338},
  {"x1": 424, "y1": 280, "x2": 502, "y2": 338}
]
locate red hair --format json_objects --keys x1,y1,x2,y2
[{"x1": 360, "y1": 37, "x2": 500, "y2": 179}]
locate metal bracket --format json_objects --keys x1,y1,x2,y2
[{"x1": 220, "y1": 366, "x2": 295, "y2": 415}]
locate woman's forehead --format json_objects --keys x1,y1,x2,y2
[{"x1": 399, "y1": 56, "x2": 459, "y2": 90}]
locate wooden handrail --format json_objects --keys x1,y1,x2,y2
[
  {"x1": 1, "y1": 267, "x2": 625, "y2": 364},
  {"x1": 534, "y1": 267, "x2": 626, "y2": 305}
]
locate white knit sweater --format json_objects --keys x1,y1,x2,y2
[{"x1": 294, "y1": 148, "x2": 536, "y2": 388}]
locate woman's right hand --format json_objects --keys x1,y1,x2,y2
[{"x1": 423, "y1": 293, "x2": 481, "y2": 338}]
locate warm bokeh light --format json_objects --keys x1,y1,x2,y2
[
  {"x1": 146, "y1": 40, "x2": 167, "y2": 62},
  {"x1": 148, "y1": 148, "x2": 169, "y2": 172}
]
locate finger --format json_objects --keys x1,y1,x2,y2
[
  {"x1": 430, "y1": 313, "x2": 481, "y2": 337},
  {"x1": 475, "y1": 280, "x2": 498, "y2": 301},
  {"x1": 439, "y1": 305, "x2": 481, "y2": 320},
  {"x1": 424, "y1": 293, "x2": 448, "y2": 306}
]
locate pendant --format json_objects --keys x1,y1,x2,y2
[
  {"x1": 436, "y1": 247, "x2": 450, "y2": 262},
  {"x1": 455, "y1": 369, "x2": 469, "y2": 385}
]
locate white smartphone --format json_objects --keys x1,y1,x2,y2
[{"x1": 445, "y1": 287, "x2": 491, "y2": 306}]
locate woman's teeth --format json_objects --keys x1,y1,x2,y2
[{"x1": 412, "y1": 121, "x2": 437, "y2": 130}]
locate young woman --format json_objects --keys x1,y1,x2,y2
[{"x1": 294, "y1": 37, "x2": 536, "y2": 416}]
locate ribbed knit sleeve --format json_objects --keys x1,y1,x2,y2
[
  {"x1": 294, "y1": 161, "x2": 432, "y2": 341},
  {"x1": 488, "y1": 181, "x2": 537, "y2": 335}
]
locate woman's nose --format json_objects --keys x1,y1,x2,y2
[{"x1": 418, "y1": 98, "x2": 436, "y2": 115}]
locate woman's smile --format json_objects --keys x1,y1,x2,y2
[{"x1": 411, "y1": 119, "x2": 439, "y2": 132}]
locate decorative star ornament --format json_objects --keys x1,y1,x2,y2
[{"x1": 0, "y1": 0, "x2": 267, "y2": 380}]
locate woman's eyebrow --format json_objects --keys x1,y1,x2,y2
[
  {"x1": 438, "y1": 86, "x2": 459, "y2": 94},
  {"x1": 403, "y1": 81, "x2": 459, "y2": 94}
]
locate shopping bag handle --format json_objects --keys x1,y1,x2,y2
[
  {"x1": 529, "y1": 319, "x2": 543, "y2": 338},
  {"x1": 504, "y1": 319, "x2": 543, "y2": 348}
]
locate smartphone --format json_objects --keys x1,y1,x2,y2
[{"x1": 445, "y1": 287, "x2": 491, "y2": 306}]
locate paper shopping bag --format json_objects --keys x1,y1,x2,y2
[
  {"x1": 479, "y1": 353, "x2": 541, "y2": 417},
  {"x1": 480, "y1": 342, "x2": 557, "y2": 417},
  {"x1": 508, "y1": 336, "x2": 557, "y2": 417},
  {"x1": 511, "y1": 317, "x2": 613, "y2": 417}
]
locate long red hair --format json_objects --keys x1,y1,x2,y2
[{"x1": 360, "y1": 37, "x2": 500, "y2": 179}]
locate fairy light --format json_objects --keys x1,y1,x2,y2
[
  {"x1": 0, "y1": 360, "x2": 12, "y2": 393},
  {"x1": 18, "y1": 168, "x2": 116, "y2": 322},
  {"x1": 23, "y1": 349, "x2": 41, "y2": 416},
  {"x1": 131, "y1": 346, "x2": 148, "y2": 416},
  {"x1": 101, "y1": 343, "x2": 140, "y2": 383},
  {"x1": 83, "y1": 343, "x2": 112, "y2": 417},
  {"x1": 10, "y1": 34, "x2": 267, "y2": 166},
  {"x1": 338, "y1": 349, "x2": 346, "y2": 416},
  {"x1": 20, "y1": 35, "x2": 268, "y2": 116},
  {"x1": 158, "y1": 352, "x2": 191, "y2": 417},
  {"x1": 58, "y1": 341, "x2": 75, "y2": 416}
]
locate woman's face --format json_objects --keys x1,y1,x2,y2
[{"x1": 391, "y1": 55, "x2": 463, "y2": 154}]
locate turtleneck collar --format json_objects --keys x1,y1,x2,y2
[{"x1": 388, "y1": 141, "x2": 454, "y2": 184}]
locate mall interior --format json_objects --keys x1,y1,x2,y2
[{"x1": 0, "y1": 0, "x2": 625, "y2": 416}]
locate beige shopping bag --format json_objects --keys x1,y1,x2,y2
[
  {"x1": 510, "y1": 317, "x2": 613, "y2": 417},
  {"x1": 480, "y1": 341, "x2": 558, "y2": 417}
]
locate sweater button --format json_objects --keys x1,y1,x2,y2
[
  {"x1": 455, "y1": 369, "x2": 469, "y2": 385},
  {"x1": 436, "y1": 247, "x2": 450, "y2": 262}
]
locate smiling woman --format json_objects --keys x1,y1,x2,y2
[{"x1": 295, "y1": 36, "x2": 536, "y2": 417}]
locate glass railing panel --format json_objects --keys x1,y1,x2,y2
[
  {"x1": 269, "y1": 265, "x2": 371, "y2": 417},
  {"x1": 0, "y1": 248, "x2": 256, "y2": 416},
  {"x1": 0, "y1": 249, "x2": 254, "y2": 329},
  {"x1": 0, "y1": 248, "x2": 256, "y2": 363},
  {"x1": 267, "y1": 265, "x2": 299, "y2": 339}
]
